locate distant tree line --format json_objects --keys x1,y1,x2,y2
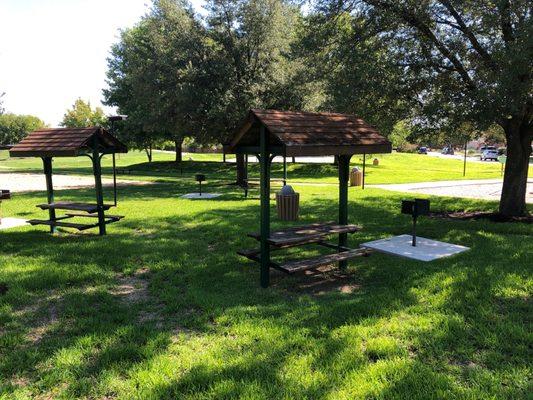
[{"x1": 104, "y1": 0, "x2": 532, "y2": 217}]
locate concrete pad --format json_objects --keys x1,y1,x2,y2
[
  {"x1": 0, "y1": 217, "x2": 28, "y2": 230},
  {"x1": 361, "y1": 234, "x2": 469, "y2": 261},
  {"x1": 180, "y1": 193, "x2": 222, "y2": 199}
]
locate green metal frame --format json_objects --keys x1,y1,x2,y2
[
  {"x1": 38, "y1": 136, "x2": 111, "y2": 236},
  {"x1": 42, "y1": 157, "x2": 56, "y2": 234},
  {"x1": 256, "y1": 136, "x2": 355, "y2": 286},
  {"x1": 259, "y1": 125, "x2": 271, "y2": 288}
]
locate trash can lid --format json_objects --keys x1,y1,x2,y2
[
  {"x1": 279, "y1": 185, "x2": 296, "y2": 195},
  {"x1": 351, "y1": 167, "x2": 360, "y2": 172}
]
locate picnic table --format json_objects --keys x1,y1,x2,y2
[
  {"x1": 238, "y1": 221, "x2": 371, "y2": 274},
  {"x1": 28, "y1": 201, "x2": 123, "y2": 231}
]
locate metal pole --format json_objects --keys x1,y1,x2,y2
[
  {"x1": 112, "y1": 153, "x2": 117, "y2": 206},
  {"x1": 92, "y1": 138, "x2": 106, "y2": 235},
  {"x1": 43, "y1": 157, "x2": 56, "y2": 233},
  {"x1": 283, "y1": 155, "x2": 287, "y2": 185},
  {"x1": 463, "y1": 141, "x2": 467, "y2": 177},
  {"x1": 362, "y1": 153, "x2": 366, "y2": 190},
  {"x1": 412, "y1": 215, "x2": 417, "y2": 246},
  {"x1": 338, "y1": 154, "x2": 351, "y2": 269},
  {"x1": 259, "y1": 125, "x2": 271, "y2": 288}
]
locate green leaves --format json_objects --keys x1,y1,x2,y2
[
  {"x1": 0, "y1": 113, "x2": 45, "y2": 146},
  {"x1": 60, "y1": 99, "x2": 107, "y2": 128}
]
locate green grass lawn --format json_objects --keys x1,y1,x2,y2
[
  {"x1": 2, "y1": 150, "x2": 527, "y2": 185},
  {"x1": 0, "y1": 168, "x2": 531, "y2": 399}
]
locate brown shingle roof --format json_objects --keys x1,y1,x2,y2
[
  {"x1": 226, "y1": 109, "x2": 392, "y2": 156},
  {"x1": 9, "y1": 127, "x2": 128, "y2": 157}
]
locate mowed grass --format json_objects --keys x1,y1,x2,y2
[
  {"x1": 2, "y1": 150, "x2": 526, "y2": 184},
  {"x1": 0, "y1": 167, "x2": 531, "y2": 399}
]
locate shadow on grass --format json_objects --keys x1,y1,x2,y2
[{"x1": 0, "y1": 183, "x2": 530, "y2": 398}]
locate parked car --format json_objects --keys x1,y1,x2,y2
[
  {"x1": 417, "y1": 146, "x2": 428, "y2": 154},
  {"x1": 480, "y1": 146, "x2": 499, "y2": 161},
  {"x1": 441, "y1": 146, "x2": 454, "y2": 155}
]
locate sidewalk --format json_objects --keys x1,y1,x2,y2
[{"x1": 371, "y1": 178, "x2": 533, "y2": 203}]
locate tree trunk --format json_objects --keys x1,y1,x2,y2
[
  {"x1": 499, "y1": 120, "x2": 532, "y2": 217},
  {"x1": 236, "y1": 153, "x2": 247, "y2": 185},
  {"x1": 144, "y1": 144, "x2": 153, "y2": 163},
  {"x1": 174, "y1": 139, "x2": 183, "y2": 163}
]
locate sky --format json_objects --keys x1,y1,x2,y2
[{"x1": 0, "y1": 0, "x2": 204, "y2": 126}]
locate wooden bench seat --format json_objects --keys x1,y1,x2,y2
[
  {"x1": 65, "y1": 213, "x2": 124, "y2": 220},
  {"x1": 278, "y1": 248, "x2": 372, "y2": 274},
  {"x1": 28, "y1": 219, "x2": 99, "y2": 230},
  {"x1": 248, "y1": 222, "x2": 361, "y2": 247},
  {"x1": 37, "y1": 202, "x2": 113, "y2": 213}
]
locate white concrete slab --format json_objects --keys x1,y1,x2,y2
[
  {"x1": 361, "y1": 234, "x2": 469, "y2": 261},
  {"x1": 180, "y1": 193, "x2": 222, "y2": 199},
  {"x1": 0, "y1": 217, "x2": 28, "y2": 230}
]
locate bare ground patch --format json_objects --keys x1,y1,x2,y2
[{"x1": 272, "y1": 264, "x2": 363, "y2": 295}]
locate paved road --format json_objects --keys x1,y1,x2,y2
[
  {"x1": 372, "y1": 178, "x2": 533, "y2": 203},
  {"x1": 0, "y1": 173, "x2": 151, "y2": 193}
]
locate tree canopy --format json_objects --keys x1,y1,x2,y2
[
  {"x1": 61, "y1": 98, "x2": 107, "y2": 128},
  {"x1": 0, "y1": 113, "x2": 46, "y2": 146},
  {"x1": 104, "y1": 0, "x2": 531, "y2": 215}
]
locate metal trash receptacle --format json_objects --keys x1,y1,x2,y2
[
  {"x1": 350, "y1": 167, "x2": 363, "y2": 186},
  {"x1": 276, "y1": 185, "x2": 299, "y2": 221}
]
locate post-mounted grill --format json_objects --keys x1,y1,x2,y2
[
  {"x1": 195, "y1": 174, "x2": 206, "y2": 196},
  {"x1": 401, "y1": 199, "x2": 430, "y2": 247}
]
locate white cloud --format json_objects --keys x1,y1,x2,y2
[{"x1": 0, "y1": 0, "x2": 203, "y2": 126}]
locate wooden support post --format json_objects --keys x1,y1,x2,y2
[
  {"x1": 42, "y1": 157, "x2": 56, "y2": 233},
  {"x1": 259, "y1": 125, "x2": 271, "y2": 288},
  {"x1": 338, "y1": 155, "x2": 351, "y2": 269},
  {"x1": 92, "y1": 141, "x2": 106, "y2": 236}
]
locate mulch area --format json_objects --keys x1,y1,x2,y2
[{"x1": 429, "y1": 211, "x2": 532, "y2": 224}]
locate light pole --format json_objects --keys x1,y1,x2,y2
[{"x1": 107, "y1": 115, "x2": 127, "y2": 206}]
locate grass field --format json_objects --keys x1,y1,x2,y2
[
  {"x1": 2, "y1": 150, "x2": 527, "y2": 185},
  {"x1": 0, "y1": 156, "x2": 531, "y2": 399}
]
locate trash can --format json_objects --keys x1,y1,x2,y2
[
  {"x1": 350, "y1": 167, "x2": 363, "y2": 186},
  {"x1": 276, "y1": 185, "x2": 299, "y2": 221},
  {"x1": 373, "y1": 158, "x2": 379, "y2": 166}
]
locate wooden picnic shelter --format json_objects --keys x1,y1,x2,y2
[
  {"x1": 9, "y1": 127, "x2": 127, "y2": 235},
  {"x1": 225, "y1": 109, "x2": 392, "y2": 287}
]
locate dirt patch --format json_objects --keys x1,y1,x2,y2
[
  {"x1": 274, "y1": 264, "x2": 363, "y2": 295},
  {"x1": 110, "y1": 268, "x2": 150, "y2": 304},
  {"x1": 16, "y1": 291, "x2": 62, "y2": 344},
  {"x1": 429, "y1": 211, "x2": 532, "y2": 224}
]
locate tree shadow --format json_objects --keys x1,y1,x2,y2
[{"x1": 0, "y1": 183, "x2": 530, "y2": 398}]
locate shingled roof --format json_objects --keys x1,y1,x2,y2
[
  {"x1": 225, "y1": 109, "x2": 392, "y2": 156},
  {"x1": 9, "y1": 127, "x2": 128, "y2": 157}
]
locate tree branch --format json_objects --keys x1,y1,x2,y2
[
  {"x1": 438, "y1": 0, "x2": 498, "y2": 71},
  {"x1": 368, "y1": 0, "x2": 476, "y2": 90},
  {"x1": 498, "y1": 0, "x2": 515, "y2": 44}
]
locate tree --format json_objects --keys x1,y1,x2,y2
[
  {"x1": 0, "y1": 113, "x2": 46, "y2": 145},
  {"x1": 105, "y1": 0, "x2": 209, "y2": 163},
  {"x1": 205, "y1": 0, "x2": 308, "y2": 183},
  {"x1": 0, "y1": 92, "x2": 5, "y2": 115},
  {"x1": 61, "y1": 98, "x2": 107, "y2": 128},
  {"x1": 314, "y1": 0, "x2": 532, "y2": 216}
]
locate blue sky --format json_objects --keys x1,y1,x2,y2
[{"x1": 0, "y1": 0, "x2": 205, "y2": 126}]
